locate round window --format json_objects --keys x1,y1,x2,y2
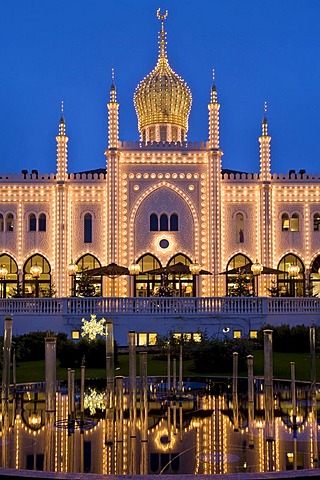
[{"x1": 159, "y1": 239, "x2": 169, "y2": 249}]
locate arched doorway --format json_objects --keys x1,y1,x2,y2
[
  {"x1": 134, "y1": 254, "x2": 162, "y2": 297},
  {"x1": 75, "y1": 254, "x2": 102, "y2": 296},
  {"x1": 308, "y1": 256, "x2": 320, "y2": 297},
  {"x1": 277, "y1": 254, "x2": 305, "y2": 297},
  {"x1": 226, "y1": 254, "x2": 253, "y2": 296},
  {"x1": 23, "y1": 254, "x2": 51, "y2": 297},
  {"x1": 167, "y1": 254, "x2": 194, "y2": 296},
  {"x1": 0, "y1": 254, "x2": 18, "y2": 298}
]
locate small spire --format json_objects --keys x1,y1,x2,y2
[
  {"x1": 157, "y1": 8, "x2": 168, "y2": 60},
  {"x1": 59, "y1": 101, "x2": 65, "y2": 136},
  {"x1": 110, "y1": 68, "x2": 117, "y2": 102},
  {"x1": 262, "y1": 101, "x2": 268, "y2": 135},
  {"x1": 210, "y1": 69, "x2": 217, "y2": 102}
]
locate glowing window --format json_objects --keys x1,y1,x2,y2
[
  {"x1": 193, "y1": 333, "x2": 201, "y2": 342},
  {"x1": 183, "y1": 333, "x2": 192, "y2": 341},
  {"x1": 149, "y1": 333, "x2": 157, "y2": 345},
  {"x1": 0, "y1": 214, "x2": 4, "y2": 232},
  {"x1": 282, "y1": 213, "x2": 290, "y2": 231},
  {"x1": 314, "y1": 213, "x2": 320, "y2": 231},
  {"x1": 173, "y1": 333, "x2": 182, "y2": 340},
  {"x1": 233, "y1": 330, "x2": 242, "y2": 339},
  {"x1": 138, "y1": 333, "x2": 148, "y2": 346},
  {"x1": 249, "y1": 330, "x2": 258, "y2": 339},
  {"x1": 291, "y1": 213, "x2": 299, "y2": 232},
  {"x1": 71, "y1": 330, "x2": 80, "y2": 340},
  {"x1": 6, "y1": 213, "x2": 14, "y2": 232}
]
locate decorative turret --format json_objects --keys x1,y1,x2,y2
[
  {"x1": 134, "y1": 9, "x2": 192, "y2": 144},
  {"x1": 107, "y1": 68, "x2": 119, "y2": 149},
  {"x1": 56, "y1": 101, "x2": 68, "y2": 182},
  {"x1": 259, "y1": 101, "x2": 271, "y2": 181},
  {"x1": 208, "y1": 69, "x2": 220, "y2": 149}
]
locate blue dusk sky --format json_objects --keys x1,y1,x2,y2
[{"x1": 0, "y1": 0, "x2": 319, "y2": 175}]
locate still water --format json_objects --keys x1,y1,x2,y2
[{"x1": 0, "y1": 376, "x2": 319, "y2": 475}]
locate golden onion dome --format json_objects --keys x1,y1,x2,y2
[{"x1": 134, "y1": 10, "x2": 192, "y2": 136}]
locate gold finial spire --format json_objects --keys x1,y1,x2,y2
[
  {"x1": 157, "y1": 8, "x2": 168, "y2": 59},
  {"x1": 262, "y1": 101, "x2": 268, "y2": 135},
  {"x1": 111, "y1": 68, "x2": 115, "y2": 84},
  {"x1": 59, "y1": 100, "x2": 65, "y2": 134},
  {"x1": 264, "y1": 101, "x2": 267, "y2": 115},
  {"x1": 210, "y1": 68, "x2": 217, "y2": 102}
]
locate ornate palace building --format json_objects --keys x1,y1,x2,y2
[{"x1": 0, "y1": 10, "x2": 319, "y2": 300}]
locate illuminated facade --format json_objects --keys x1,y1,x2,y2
[{"x1": 1, "y1": 10, "x2": 320, "y2": 299}]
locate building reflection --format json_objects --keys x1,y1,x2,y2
[{"x1": 0, "y1": 378, "x2": 319, "y2": 475}]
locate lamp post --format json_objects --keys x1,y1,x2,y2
[
  {"x1": 128, "y1": 262, "x2": 140, "y2": 297},
  {"x1": 0, "y1": 265, "x2": 8, "y2": 298},
  {"x1": 30, "y1": 264, "x2": 42, "y2": 297},
  {"x1": 190, "y1": 261, "x2": 201, "y2": 296},
  {"x1": 288, "y1": 264, "x2": 300, "y2": 297},
  {"x1": 67, "y1": 260, "x2": 78, "y2": 297},
  {"x1": 251, "y1": 259, "x2": 263, "y2": 296}
]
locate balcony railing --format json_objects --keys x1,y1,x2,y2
[{"x1": 0, "y1": 296, "x2": 319, "y2": 316}]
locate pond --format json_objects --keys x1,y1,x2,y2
[{"x1": 0, "y1": 376, "x2": 319, "y2": 475}]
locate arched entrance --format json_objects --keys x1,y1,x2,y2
[
  {"x1": 226, "y1": 254, "x2": 253, "y2": 296},
  {"x1": 75, "y1": 254, "x2": 102, "y2": 296},
  {"x1": 277, "y1": 254, "x2": 305, "y2": 297},
  {"x1": 0, "y1": 254, "x2": 18, "y2": 298},
  {"x1": 134, "y1": 254, "x2": 162, "y2": 297},
  {"x1": 308, "y1": 255, "x2": 320, "y2": 296},
  {"x1": 167, "y1": 254, "x2": 194, "y2": 296},
  {"x1": 23, "y1": 254, "x2": 51, "y2": 297}
]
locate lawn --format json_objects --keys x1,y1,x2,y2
[{"x1": 14, "y1": 350, "x2": 319, "y2": 384}]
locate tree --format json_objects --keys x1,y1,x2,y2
[
  {"x1": 10, "y1": 281, "x2": 24, "y2": 298},
  {"x1": 77, "y1": 270, "x2": 97, "y2": 297},
  {"x1": 268, "y1": 280, "x2": 280, "y2": 297},
  {"x1": 228, "y1": 268, "x2": 252, "y2": 297}
]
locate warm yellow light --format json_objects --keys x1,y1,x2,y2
[{"x1": 30, "y1": 264, "x2": 42, "y2": 278}]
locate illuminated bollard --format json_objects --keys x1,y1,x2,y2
[
  {"x1": 263, "y1": 329, "x2": 274, "y2": 471},
  {"x1": 1, "y1": 316, "x2": 12, "y2": 468}
]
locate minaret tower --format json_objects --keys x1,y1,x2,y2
[
  {"x1": 259, "y1": 102, "x2": 271, "y2": 181},
  {"x1": 55, "y1": 102, "x2": 69, "y2": 296},
  {"x1": 208, "y1": 70, "x2": 220, "y2": 149},
  {"x1": 259, "y1": 102, "x2": 272, "y2": 294},
  {"x1": 106, "y1": 71, "x2": 120, "y2": 294},
  {"x1": 107, "y1": 69, "x2": 119, "y2": 149},
  {"x1": 56, "y1": 101, "x2": 68, "y2": 182},
  {"x1": 207, "y1": 72, "x2": 223, "y2": 295}
]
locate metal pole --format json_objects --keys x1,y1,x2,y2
[
  {"x1": 44, "y1": 335, "x2": 56, "y2": 472},
  {"x1": 291, "y1": 361, "x2": 297, "y2": 470},
  {"x1": 115, "y1": 376, "x2": 124, "y2": 474},
  {"x1": 232, "y1": 352, "x2": 239, "y2": 431},
  {"x1": 105, "y1": 321, "x2": 115, "y2": 473},
  {"x1": 179, "y1": 345, "x2": 183, "y2": 393},
  {"x1": 1, "y1": 317, "x2": 12, "y2": 468},
  {"x1": 140, "y1": 352, "x2": 148, "y2": 475},
  {"x1": 167, "y1": 350, "x2": 171, "y2": 393},
  {"x1": 173, "y1": 358, "x2": 177, "y2": 394},
  {"x1": 128, "y1": 331, "x2": 137, "y2": 475},
  {"x1": 310, "y1": 325, "x2": 318, "y2": 467},
  {"x1": 80, "y1": 364, "x2": 85, "y2": 473},
  {"x1": 264, "y1": 329, "x2": 274, "y2": 472},
  {"x1": 247, "y1": 355, "x2": 254, "y2": 448}
]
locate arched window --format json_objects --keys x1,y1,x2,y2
[
  {"x1": 291, "y1": 213, "x2": 299, "y2": 232},
  {"x1": 150, "y1": 213, "x2": 158, "y2": 231},
  {"x1": 0, "y1": 214, "x2": 3, "y2": 232},
  {"x1": 75, "y1": 254, "x2": 102, "y2": 296},
  {"x1": 0, "y1": 254, "x2": 18, "y2": 298},
  {"x1": 277, "y1": 254, "x2": 305, "y2": 297},
  {"x1": 310, "y1": 255, "x2": 320, "y2": 297},
  {"x1": 282, "y1": 213, "x2": 290, "y2": 231},
  {"x1": 6, "y1": 213, "x2": 14, "y2": 232},
  {"x1": 134, "y1": 254, "x2": 162, "y2": 297},
  {"x1": 23, "y1": 254, "x2": 51, "y2": 298},
  {"x1": 225, "y1": 253, "x2": 253, "y2": 296},
  {"x1": 167, "y1": 254, "x2": 194, "y2": 296},
  {"x1": 39, "y1": 213, "x2": 46, "y2": 232},
  {"x1": 236, "y1": 213, "x2": 244, "y2": 242},
  {"x1": 84, "y1": 213, "x2": 92, "y2": 243},
  {"x1": 170, "y1": 213, "x2": 179, "y2": 231},
  {"x1": 160, "y1": 214, "x2": 168, "y2": 231},
  {"x1": 314, "y1": 213, "x2": 320, "y2": 231},
  {"x1": 29, "y1": 213, "x2": 36, "y2": 232}
]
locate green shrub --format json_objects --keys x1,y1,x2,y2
[{"x1": 258, "y1": 324, "x2": 316, "y2": 353}]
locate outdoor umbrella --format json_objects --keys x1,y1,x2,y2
[
  {"x1": 86, "y1": 262, "x2": 130, "y2": 278},
  {"x1": 219, "y1": 263, "x2": 285, "y2": 275},
  {"x1": 144, "y1": 262, "x2": 212, "y2": 276}
]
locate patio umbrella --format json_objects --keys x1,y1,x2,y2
[
  {"x1": 219, "y1": 263, "x2": 285, "y2": 275},
  {"x1": 86, "y1": 262, "x2": 130, "y2": 278},
  {"x1": 145, "y1": 262, "x2": 212, "y2": 276}
]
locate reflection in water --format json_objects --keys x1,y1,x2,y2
[{"x1": 0, "y1": 376, "x2": 319, "y2": 475}]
